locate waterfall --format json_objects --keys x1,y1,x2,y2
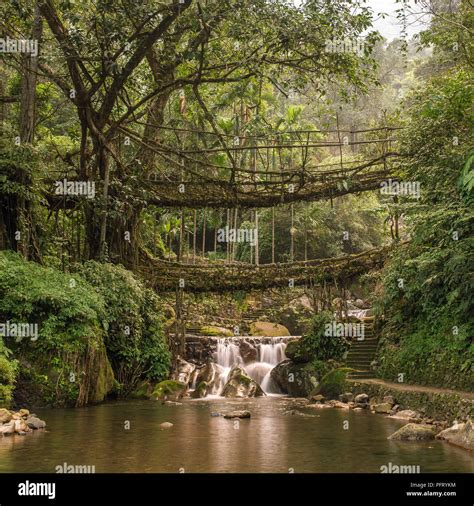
[{"x1": 213, "y1": 337, "x2": 288, "y2": 395}]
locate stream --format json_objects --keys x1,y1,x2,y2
[{"x1": 0, "y1": 397, "x2": 472, "y2": 473}]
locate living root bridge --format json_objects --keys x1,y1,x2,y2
[
  {"x1": 137, "y1": 155, "x2": 398, "y2": 209},
  {"x1": 137, "y1": 246, "x2": 390, "y2": 292}
]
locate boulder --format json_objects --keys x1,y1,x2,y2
[
  {"x1": 382, "y1": 395, "x2": 395, "y2": 406},
  {"x1": 373, "y1": 403, "x2": 392, "y2": 414},
  {"x1": 354, "y1": 393, "x2": 369, "y2": 403},
  {"x1": 19, "y1": 409, "x2": 30, "y2": 418},
  {"x1": 194, "y1": 362, "x2": 220, "y2": 392},
  {"x1": 171, "y1": 358, "x2": 196, "y2": 386},
  {"x1": 14, "y1": 419, "x2": 30, "y2": 434},
  {"x1": 159, "y1": 422, "x2": 173, "y2": 429},
  {"x1": 152, "y1": 380, "x2": 188, "y2": 401},
  {"x1": 222, "y1": 366, "x2": 265, "y2": 398},
  {"x1": 130, "y1": 381, "x2": 153, "y2": 399},
  {"x1": 436, "y1": 420, "x2": 474, "y2": 451},
  {"x1": 354, "y1": 299, "x2": 370, "y2": 309},
  {"x1": 284, "y1": 339, "x2": 311, "y2": 364},
  {"x1": 308, "y1": 403, "x2": 331, "y2": 409},
  {"x1": 0, "y1": 420, "x2": 15, "y2": 435},
  {"x1": 388, "y1": 409, "x2": 421, "y2": 421},
  {"x1": 388, "y1": 423, "x2": 437, "y2": 441},
  {"x1": 354, "y1": 393, "x2": 369, "y2": 407},
  {"x1": 0, "y1": 408, "x2": 12, "y2": 424},
  {"x1": 191, "y1": 381, "x2": 210, "y2": 399},
  {"x1": 327, "y1": 400, "x2": 349, "y2": 409},
  {"x1": 26, "y1": 416, "x2": 46, "y2": 430},
  {"x1": 249, "y1": 321, "x2": 290, "y2": 337},
  {"x1": 275, "y1": 296, "x2": 313, "y2": 335},
  {"x1": 270, "y1": 360, "x2": 320, "y2": 397},
  {"x1": 223, "y1": 410, "x2": 251, "y2": 419},
  {"x1": 239, "y1": 340, "x2": 258, "y2": 363},
  {"x1": 339, "y1": 392, "x2": 354, "y2": 403},
  {"x1": 310, "y1": 394, "x2": 325, "y2": 403},
  {"x1": 200, "y1": 326, "x2": 233, "y2": 337},
  {"x1": 87, "y1": 345, "x2": 115, "y2": 403}
]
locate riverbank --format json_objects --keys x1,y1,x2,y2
[{"x1": 348, "y1": 379, "x2": 474, "y2": 423}]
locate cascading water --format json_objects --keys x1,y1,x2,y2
[{"x1": 213, "y1": 337, "x2": 288, "y2": 395}]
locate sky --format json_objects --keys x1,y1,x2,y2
[
  {"x1": 292, "y1": 0, "x2": 429, "y2": 42},
  {"x1": 366, "y1": 0, "x2": 428, "y2": 41}
]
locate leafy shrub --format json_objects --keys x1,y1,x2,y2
[
  {"x1": 0, "y1": 251, "x2": 108, "y2": 406},
  {"x1": 298, "y1": 311, "x2": 349, "y2": 362},
  {"x1": 0, "y1": 337, "x2": 17, "y2": 407}
]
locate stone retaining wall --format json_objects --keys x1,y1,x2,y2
[{"x1": 349, "y1": 381, "x2": 473, "y2": 423}]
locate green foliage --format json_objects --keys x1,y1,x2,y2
[
  {"x1": 299, "y1": 311, "x2": 349, "y2": 362},
  {"x1": 376, "y1": 68, "x2": 474, "y2": 391},
  {"x1": 77, "y1": 262, "x2": 171, "y2": 393},
  {"x1": 0, "y1": 251, "x2": 106, "y2": 406},
  {"x1": 0, "y1": 338, "x2": 18, "y2": 407},
  {"x1": 316, "y1": 367, "x2": 351, "y2": 399},
  {"x1": 0, "y1": 252, "x2": 170, "y2": 405}
]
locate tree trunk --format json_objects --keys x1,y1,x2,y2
[{"x1": 202, "y1": 209, "x2": 207, "y2": 258}]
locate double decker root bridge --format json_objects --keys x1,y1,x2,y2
[{"x1": 44, "y1": 124, "x2": 403, "y2": 292}]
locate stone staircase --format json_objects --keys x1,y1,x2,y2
[
  {"x1": 185, "y1": 324, "x2": 206, "y2": 336},
  {"x1": 346, "y1": 317, "x2": 378, "y2": 380},
  {"x1": 243, "y1": 307, "x2": 268, "y2": 323}
]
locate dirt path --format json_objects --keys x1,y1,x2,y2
[{"x1": 348, "y1": 378, "x2": 474, "y2": 400}]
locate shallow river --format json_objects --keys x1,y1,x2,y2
[{"x1": 1, "y1": 397, "x2": 472, "y2": 473}]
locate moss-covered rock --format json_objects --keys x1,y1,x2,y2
[
  {"x1": 130, "y1": 381, "x2": 153, "y2": 399},
  {"x1": 249, "y1": 321, "x2": 290, "y2": 337},
  {"x1": 388, "y1": 423, "x2": 437, "y2": 441},
  {"x1": 271, "y1": 359, "x2": 330, "y2": 397},
  {"x1": 87, "y1": 342, "x2": 115, "y2": 404},
  {"x1": 275, "y1": 295, "x2": 313, "y2": 335},
  {"x1": 285, "y1": 339, "x2": 311, "y2": 363},
  {"x1": 191, "y1": 381, "x2": 209, "y2": 398},
  {"x1": 222, "y1": 366, "x2": 264, "y2": 398},
  {"x1": 151, "y1": 380, "x2": 187, "y2": 401},
  {"x1": 0, "y1": 408, "x2": 12, "y2": 423},
  {"x1": 200, "y1": 326, "x2": 233, "y2": 337}
]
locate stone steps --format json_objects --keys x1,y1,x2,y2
[{"x1": 346, "y1": 320, "x2": 379, "y2": 380}]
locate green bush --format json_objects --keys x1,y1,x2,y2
[
  {"x1": 0, "y1": 338, "x2": 17, "y2": 407},
  {"x1": 0, "y1": 251, "x2": 110, "y2": 406},
  {"x1": 298, "y1": 311, "x2": 349, "y2": 362}
]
